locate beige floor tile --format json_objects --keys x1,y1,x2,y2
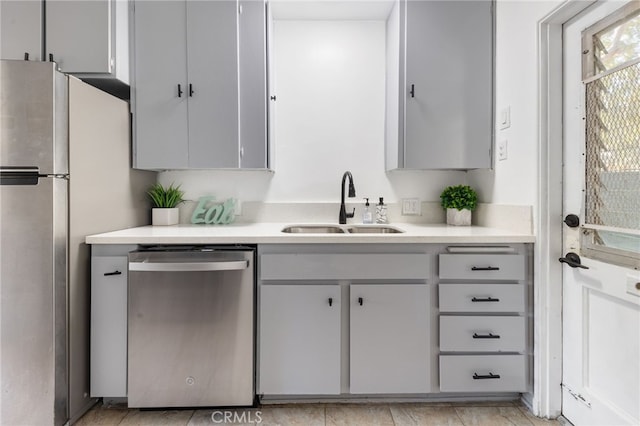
[
  {"x1": 118, "y1": 409, "x2": 194, "y2": 426},
  {"x1": 258, "y1": 405, "x2": 325, "y2": 426},
  {"x1": 391, "y1": 405, "x2": 464, "y2": 426},
  {"x1": 325, "y1": 404, "x2": 394, "y2": 426},
  {"x1": 188, "y1": 408, "x2": 264, "y2": 426},
  {"x1": 454, "y1": 406, "x2": 534, "y2": 426},
  {"x1": 74, "y1": 405, "x2": 129, "y2": 426},
  {"x1": 449, "y1": 400, "x2": 518, "y2": 407},
  {"x1": 517, "y1": 407, "x2": 561, "y2": 425}
]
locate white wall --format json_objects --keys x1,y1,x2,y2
[
  {"x1": 159, "y1": 19, "x2": 464, "y2": 204},
  {"x1": 469, "y1": 0, "x2": 563, "y2": 211}
]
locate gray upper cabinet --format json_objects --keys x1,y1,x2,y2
[
  {"x1": 387, "y1": 0, "x2": 494, "y2": 170},
  {"x1": 0, "y1": 1, "x2": 43, "y2": 61},
  {"x1": 132, "y1": 0, "x2": 268, "y2": 170},
  {"x1": 1, "y1": 0, "x2": 129, "y2": 93}
]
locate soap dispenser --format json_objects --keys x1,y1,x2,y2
[
  {"x1": 362, "y1": 198, "x2": 373, "y2": 224},
  {"x1": 376, "y1": 197, "x2": 388, "y2": 224}
]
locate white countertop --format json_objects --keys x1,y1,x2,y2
[{"x1": 86, "y1": 223, "x2": 535, "y2": 245}]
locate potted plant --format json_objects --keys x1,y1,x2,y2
[
  {"x1": 440, "y1": 185, "x2": 478, "y2": 226},
  {"x1": 147, "y1": 183, "x2": 185, "y2": 226}
]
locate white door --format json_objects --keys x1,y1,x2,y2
[{"x1": 562, "y1": 2, "x2": 640, "y2": 425}]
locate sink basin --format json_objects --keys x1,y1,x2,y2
[
  {"x1": 346, "y1": 225, "x2": 404, "y2": 234},
  {"x1": 281, "y1": 225, "x2": 346, "y2": 234}
]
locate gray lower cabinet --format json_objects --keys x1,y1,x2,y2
[
  {"x1": 132, "y1": 0, "x2": 268, "y2": 170},
  {"x1": 386, "y1": 0, "x2": 494, "y2": 170},
  {"x1": 438, "y1": 246, "x2": 529, "y2": 393},
  {"x1": 258, "y1": 245, "x2": 434, "y2": 396},
  {"x1": 90, "y1": 255, "x2": 128, "y2": 398},
  {"x1": 259, "y1": 284, "x2": 341, "y2": 395},
  {"x1": 350, "y1": 284, "x2": 430, "y2": 394}
]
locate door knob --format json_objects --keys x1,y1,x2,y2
[
  {"x1": 559, "y1": 252, "x2": 589, "y2": 269},
  {"x1": 564, "y1": 214, "x2": 580, "y2": 228}
]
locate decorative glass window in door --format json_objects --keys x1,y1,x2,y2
[{"x1": 582, "y1": 2, "x2": 640, "y2": 269}]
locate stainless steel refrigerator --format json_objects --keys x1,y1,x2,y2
[{"x1": 0, "y1": 60, "x2": 155, "y2": 425}]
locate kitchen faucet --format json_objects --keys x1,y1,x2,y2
[{"x1": 339, "y1": 171, "x2": 356, "y2": 224}]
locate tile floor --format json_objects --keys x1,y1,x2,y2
[{"x1": 76, "y1": 400, "x2": 564, "y2": 426}]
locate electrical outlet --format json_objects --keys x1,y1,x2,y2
[
  {"x1": 498, "y1": 139, "x2": 508, "y2": 161},
  {"x1": 402, "y1": 198, "x2": 421, "y2": 215}
]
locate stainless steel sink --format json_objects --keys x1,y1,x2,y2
[
  {"x1": 346, "y1": 225, "x2": 404, "y2": 234},
  {"x1": 281, "y1": 225, "x2": 347, "y2": 234}
]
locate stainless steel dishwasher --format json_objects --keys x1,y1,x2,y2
[{"x1": 127, "y1": 246, "x2": 255, "y2": 408}]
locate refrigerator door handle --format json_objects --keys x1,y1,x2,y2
[
  {"x1": 0, "y1": 166, "x2": 41, "y2": 185},
  {"x1": 0, "y1": 167, "x2": 68, "y2": 185}
]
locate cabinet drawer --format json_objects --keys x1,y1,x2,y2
[
  {"x1": 440, "y1": 316, "x2": 525, "y2": 352},
  {"x1": 439, "y1": 254, "x2": 525, "y2": 280},
  {"x1": 439, "y1": 284, "x2": 525, "y2": 313},
  {"x1": 90, "y1": 256, "x2": 128, "y2": 397},
  {"x1": 440, "y1": 355, "x2": 527, "y2": 392}
]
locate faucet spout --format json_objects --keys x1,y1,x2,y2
[{"x1": 339, "y1": 171, "x2": 356, "y2": 224}]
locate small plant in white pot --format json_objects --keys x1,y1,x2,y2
[
  {"x1": 147, "y1": 183, "x2": 185, "y2": 226},
  {"x1": 440, "y1": 185, "x2": 478, "y2": 226}
]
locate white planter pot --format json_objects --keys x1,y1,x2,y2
[
  {"x1": 446, "y1": 208, "x2": 472, "y2": 226},
  {"x1": 152, "y1": 208, "x2": 179, "y2": 226}
]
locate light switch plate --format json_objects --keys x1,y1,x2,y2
[
  {"x1": 402, "y1": 198, "x2": 421, "y2": 215},
  {"x1": 499, "y1": 106, "x2": 511, "y2": 130}
]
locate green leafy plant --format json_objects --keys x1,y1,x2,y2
[
  {"x1": 440, "y1": 185, "x2": 478, "y2": 211},
  {"x1": 147, "y1": 183, "x2": 185, "y2": 208}
]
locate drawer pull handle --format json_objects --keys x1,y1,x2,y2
[
  {"x1": 104, "y1": 270, "x2": 122, "y2": 276},
  {"x1": 473, "y1": 333, "x2": 501, "y2": 339},
  {"x1": 328, "y1": 297, "x2": 333, "y2": 307},
  {"x1": 358, "y1": 297, "x2": 363, "y2": 306},
  {"x1": 471, "y1": 266, "x2": 500, "y2": 271},
  {"x1": 473, "y1": 372, "x2": 501, "y2": 380},
  {"x1": 471, "y1": 297, "x2": 500, "y2": 302}
]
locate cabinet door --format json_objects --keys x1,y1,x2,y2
[
  {"x1": 45, "y1": 0, "x2": 111, "y2": 73},
  {"x1": 186, "y1": 0, "x2": 239, "y2": 168},
  {"x1": 238, "y1": 0, "x2": 268, "y2": 169},
  {"x1": 259, "y1": 285, "x2": 341, "y2": 395},
  {"x1": 90, "y1": 256, "x2": 128, "y2": 397},
  {"x1": 404, "y1": 0, "x2": 492, "y2": 169},
  {"x1": 350, "y1": 284, "x2": 430, "y2": 393},
  {"x1": 133, "y1": 0, "x2": 189, "y2": 169},
  {"x1": 0, "y1": 0, "x2": 42, "y2": 61}
]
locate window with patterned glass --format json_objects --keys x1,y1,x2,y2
[{"x1": 582, "y1": 2, "x2": 640, "y2": 269}]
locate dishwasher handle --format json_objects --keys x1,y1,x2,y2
[{"x1": 129, "y1": 260, "x2": 249, "y2": 272}]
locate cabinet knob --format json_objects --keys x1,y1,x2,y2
[
  {"x1": 358, "y1": 297, "x2": 363, "y2": 306},
  {"x1": 177, "y1": 84, "x2": 183, "y2": 98},
  {"x1": 189, "y1": 84, "x2": 194, "y2": 97},
  {"x1": 410, "y1": 84, "x2": 415, "y2": 98},
  {"x1": 24, "y1": 52, "x2": 30, "y2": 61},
  {"x1": 328, "y1": 297, "x2": 333, "y2": 307},
  {"x1": 49, "y1": 53, "x2": 54, "y2": 62}
]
